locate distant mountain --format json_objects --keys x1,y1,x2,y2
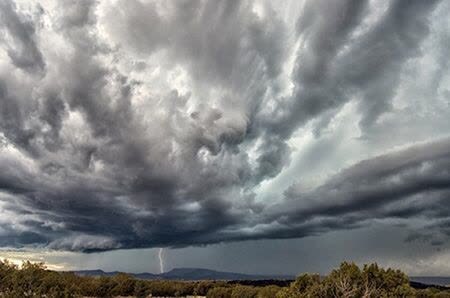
[
  {"x1": 158, "y1": 268, "x2": 293, "y2": 280},
  {"x1": 70, "y1": 267, "x2": 294, "y2": 281},
  {"x1": 71, "y1": 269, "x2": 112, "y2": 277},
  {"x1": 70, "y1": 268, "x2": 450, "y2": 288},
  {"x1": 410, "y1": 276, "x2": 450, "y2": 287}
]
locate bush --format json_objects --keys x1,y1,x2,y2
[
  {"x1": 278, "y1": 262, "x2": 418, "y2": 298},
  {"x1": 258, "y1": 285, "x2": 281, "y2": 298},
  {"x1": 207, "y1": 286, "x2": 233, "y2": 298},
  {"x1": 1, "y1": 259, "x2": 449, "y2": 297}
]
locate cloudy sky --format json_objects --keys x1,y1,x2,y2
[{"x1": 0, "y1": 0, "x2": 450, "y2": 275}]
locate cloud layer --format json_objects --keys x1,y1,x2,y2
[{"x1": 0, "y1": 0, "x2": 449, "y2": 252}]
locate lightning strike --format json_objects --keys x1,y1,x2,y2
[{"x1": 158, "y1": 248, "x2": 165, "y2": 273}]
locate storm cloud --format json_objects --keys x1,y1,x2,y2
[{"x1": 0, "y1": 0, "x2": 449, "y2": 253}]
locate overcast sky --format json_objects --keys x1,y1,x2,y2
[{"x1": 1, "y1": 0, "x2": 450, "y2": 276}]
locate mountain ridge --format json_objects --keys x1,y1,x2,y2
[
  {"x1": 69, "y1": 268, "x2": 450, "y2": 287},
  {"x1": 69, "y1": 267, "x2": 294, "y2": 281}
]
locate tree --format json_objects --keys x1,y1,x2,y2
[
  {"x1": 230, "y1": 285, "x2": 259, "y2": 298},
  {"x1": 133, "y1": 280, "x2": 150, "y2": 298},
  {"x1": 207, "y1": 286, "x2": 232, "y2": 298},
  {"x1": 3, "y1": 259, "x2": 450, "y2": 297},
  {"x1": 110, "y1": 273, "x2": 136, "y2": 296},
  {"x1": 258, "y1": 285, "x2": 281, "y2": 298},
  {"x1": 325, "y1": 262, "x2": 362, "y2": 298},
  {"x1": 276, "y1": 273, "x2": 324, "y2": 298}
]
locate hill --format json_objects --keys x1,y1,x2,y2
[
  {"x1": 410, "y1": 276, "x2": 450, "y2": 287},
  {"x1": 71, "y1": 267, "x2": 294, "y2": 281}
]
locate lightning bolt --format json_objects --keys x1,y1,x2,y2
[{"x1": 158, "y1": 248, "x2": 165, "y2": 273}]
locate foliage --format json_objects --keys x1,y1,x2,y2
[
  {"x1": 258, "y1": 285, "x2": 282, "y2": 298},
  {"x1": 207, "y1": 286, "x2": 233, "y2": 298},
  {"x1": 1, "y1": 259, "x2": 450, "y2": 297},
  {"x1": 277, "y1": 261, "x2": 428, "y2": 298}
]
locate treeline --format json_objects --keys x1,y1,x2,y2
[
  {"x1": 274, "y1": 262, "x2": 450, "y2": 298},
  {"x1": 1, "y1": 260, "x2": 450, "y2": 297}
]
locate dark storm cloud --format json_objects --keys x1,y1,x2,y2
[
  {"x1": 273, "y1": 139, "x2": 450, "y2": 239},
  {"x1": 0, "y1": 0, "x2": 448, "y2": 252}
]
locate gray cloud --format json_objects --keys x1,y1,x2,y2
[
  {"x1": 0, "y1": 0, "x2": 45, "y2": 72},
  {"x1": 0, "y1": 0, "x2": 449, "y2": 253},
  {"x1": 267, "y1": 0, "x2": 440, "y2": 137},
  {"x1": 275, "y1": 139, "x2": 450, "y2": 238}
]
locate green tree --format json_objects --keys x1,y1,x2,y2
[
  {"x1": 207, "y1": 286, "x2": 232, "y2": 298},
  {"x1": 110, "y1": 273, "x2": 136, "y2": 296},
  {"x1": 258, "y1": 285, "x2": 281, "y2": 298},
  {"x1": 230, "y1": 285, "x2": 259, "y2": 298},
  {"x1": 133, "y1": 279, "x2": 150, "y2": 298}
]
